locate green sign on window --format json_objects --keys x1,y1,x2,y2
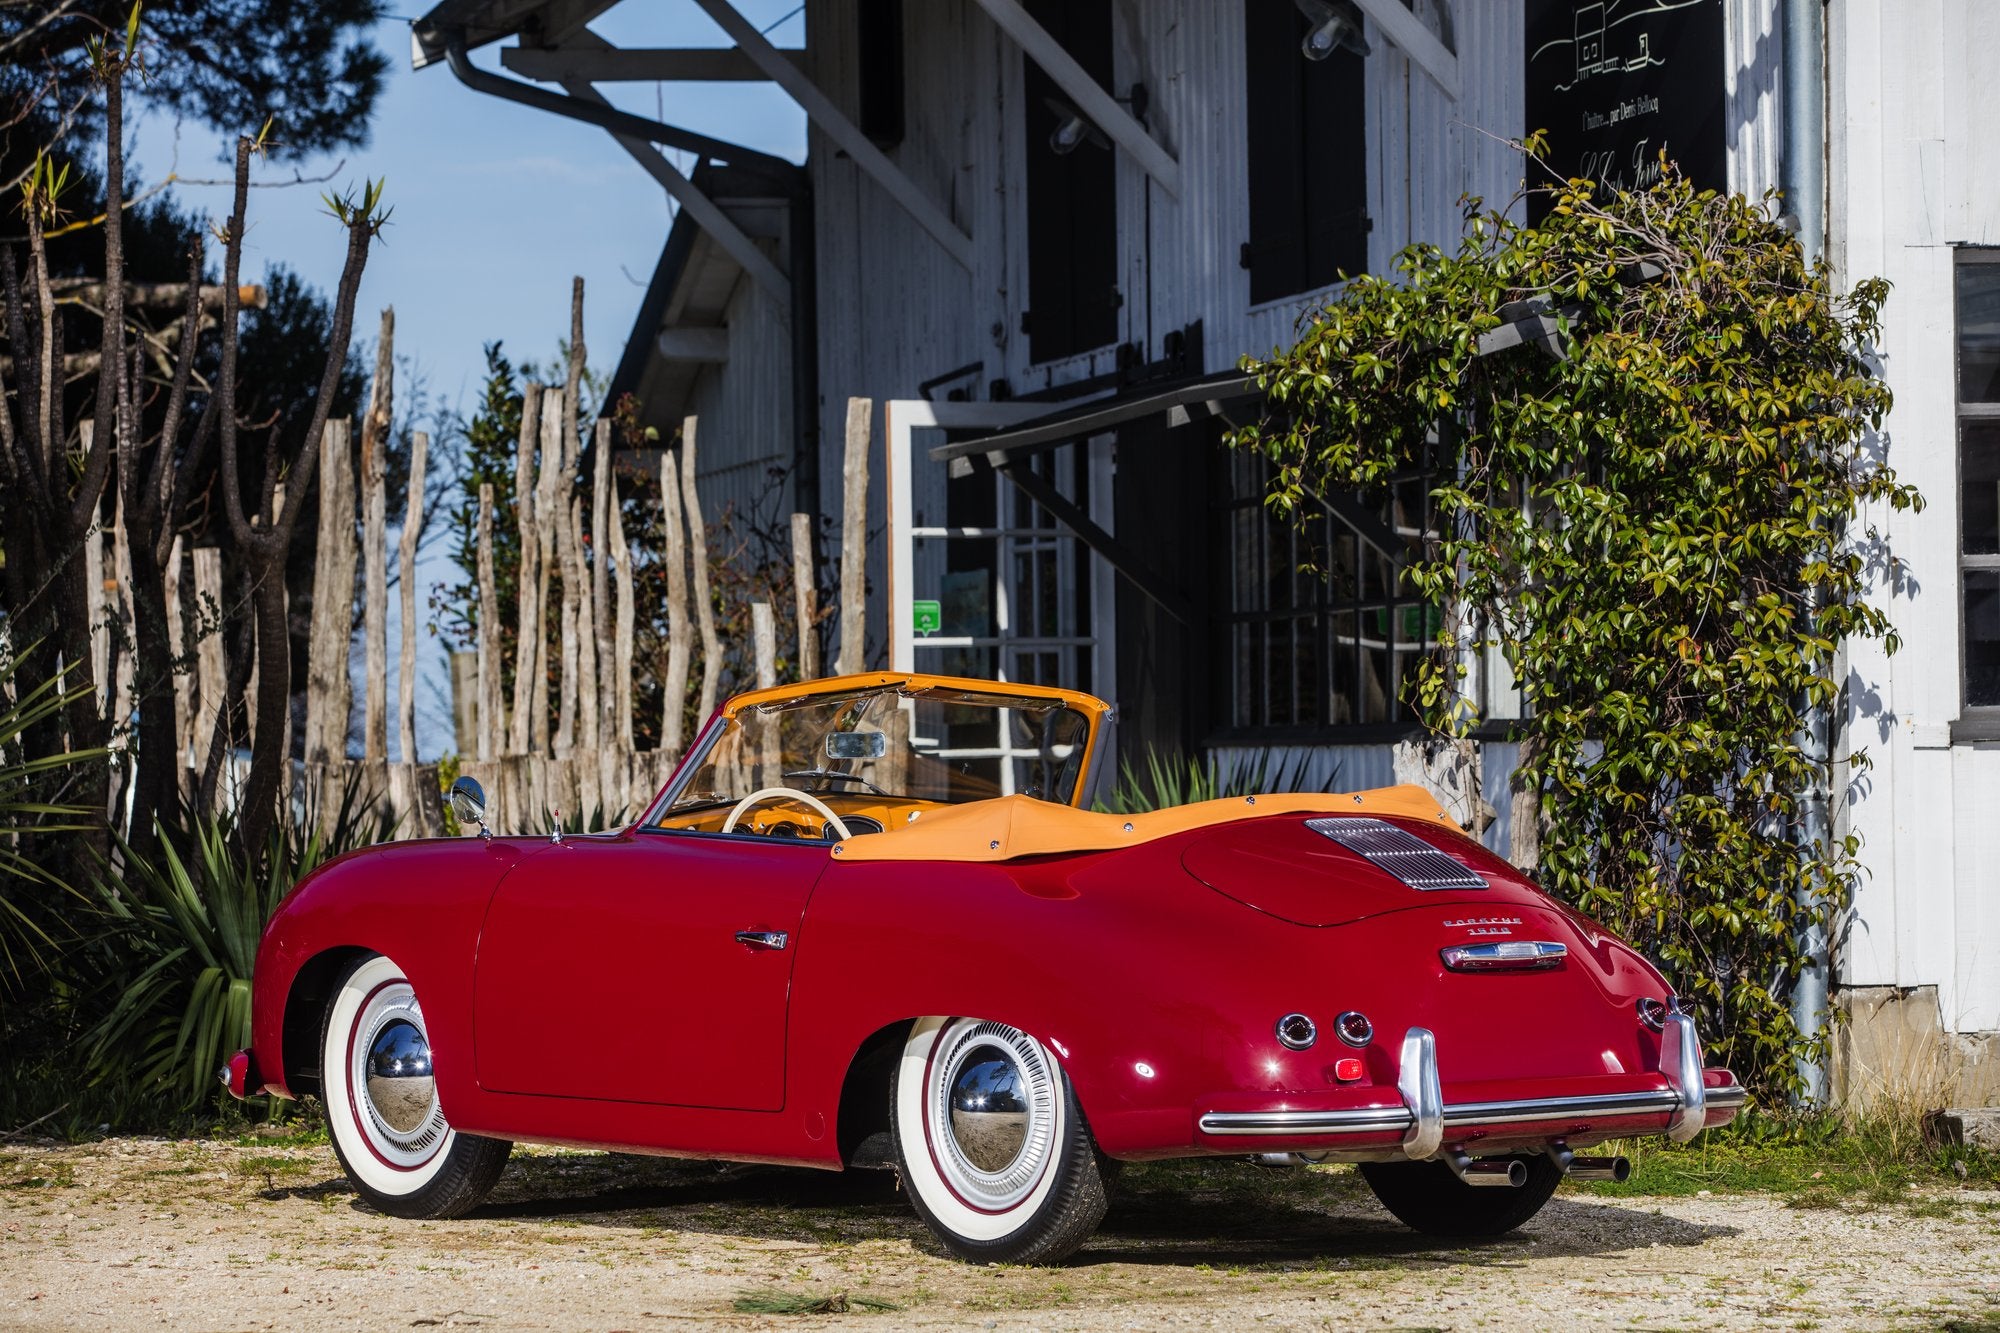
[{"x1": 913, "y1": 600, "x2": 942, "y2": 636}]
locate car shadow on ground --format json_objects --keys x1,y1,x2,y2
[{"x1": 295, "y1": 1152, "x2": 1734, "y2": 1266}]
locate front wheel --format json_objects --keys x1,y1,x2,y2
[
  {"x1": 890, "y1": 1017, "x2": 1109, "y2": 1264},
  {"x1": 1358, "y1": 1154, "x2": 1562, "y2": 1236},
  {"x1": 320, "y1": 953, "x2": 512, "y2": 1219}
]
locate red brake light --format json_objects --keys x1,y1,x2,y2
[{"x1": 1333, "y1": 1056, "x2": 1365, "y2": 1082}]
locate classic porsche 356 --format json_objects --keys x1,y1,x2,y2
[{"x1": 227, "y1": 672, "x2": 1743, "y2": 1263}]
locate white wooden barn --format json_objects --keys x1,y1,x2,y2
[{"x1": 410, "y1": 0, "x2": 1999, "y2": 1110}]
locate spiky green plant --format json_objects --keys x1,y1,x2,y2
[
  {"x1": 0, "y1": 645, "x2": 106, "y2": 992},
  {"x1": 1093, "y1": 748, "x2": 1332, "y2": 815},
  {"x1": 86, "y1": 776, "x2": 395, "y2": 1109}
]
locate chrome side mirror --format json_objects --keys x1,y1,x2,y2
[{"x1": 449, "y1": 776, "x2": 490, "y2": 840}]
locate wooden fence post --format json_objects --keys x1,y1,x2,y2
[
  {"x1": 791, "y1": 512, "x2": 818, "y2": 681},
  {"x1": 164, "y1": 534, "x2": 192, "y2": 797},
  {"x1": 508, "y1": 383, "x2": 544, "y2": 756},
  {"x1": 396, "y1": 430, "x2": 427, "y2": 764},
  {"x1": 611, "y1": 473, "x2": 635, "y2": 751},
  {"x1": 361, "y1": 309, "x2": 393, "y2": 766},
  {"x1": 477, "y1": 483, "x2": 500, "y2": 761},
  {"x1": 83, "y1": 421, "x2": 106, "y2": 714},
  {"x1": 304, "y1": 419, "x2": 355, "y2": 764},
  {"x1": 681, "y1": 416, "x2": 723, "y2": 723},
  {"x1": 191, "y1": 548, "x2": 225, "y2": 801},
  {"x1": 591, "y1": 418, "x2": 615, "y2": 752},
  {"x1": 533, "y1": 387, "x2": 566, "y2": 757},
  {"x1": 752, "y1": 601, "x2": 778, "y2": 783},
  {"x1": 837, "y1": 397, "x2": 871, "y2": 675},
  {"x1": 660, "y1": 453, "x2": 693, "y2": 754}
]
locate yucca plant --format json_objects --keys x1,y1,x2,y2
[
  {"x1": 0, "y1": 645, "x2": 106, "y2": 994},
  {"x1": 1093, "y1": 748, "x2": 1332, "y2": 815},
  {"x1": 86, "y1": 775, "x2": 395, "y2": 1109}
]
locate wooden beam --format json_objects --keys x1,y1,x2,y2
[
  {"x1": 656, "y1": 326, "x2": 730, "y2": 362},
  {"x1": 690, "y1": 0, "x2": 976, "y2": 270},
  {"x1": 502, "y1": 45, "x2": 805, "y2": 83},
  {"x1": 970, "y1": 0, "x2": 1182, "y2": 198},
  {"x1": 1350, "y1": 0, "x2": 1458, "y2": 100},
  {"x1": 556, "y1": 71, "x2": 791, "y2": 303}
]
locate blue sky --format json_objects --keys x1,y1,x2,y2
[{"x1": 131, "y1": 3, "x2": 809, "y2": 760}]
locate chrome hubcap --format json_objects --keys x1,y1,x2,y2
[
  {"x1": 364, "y1": 1019, "x2": 435, "y2": 1137},
  {"x1": 947, "y1": 1045, "x2": 1029, "y2": 1173},
  {"x1": 927, "y1": 1020, "x2": 1059, "y2": 1211},
  {"x1": 348, "y1": 983, "x2": 449, "y2": 1167}
]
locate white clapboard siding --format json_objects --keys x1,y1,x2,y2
[{"x1": 1833, "y1": 0, "x2": 2000, "y2": 1035}]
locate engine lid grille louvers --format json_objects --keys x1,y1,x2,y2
[{"x1": 1303, "y1": 817, "x2": 1487, "y2": 891}]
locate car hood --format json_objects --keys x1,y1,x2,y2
[{"x1": 1179, "y1": 815, "x2": 1550, "y2": 927}]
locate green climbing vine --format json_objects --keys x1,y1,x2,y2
[{"x1": 1229, "y1": 155, "x2": 1922, "y2": 1103}]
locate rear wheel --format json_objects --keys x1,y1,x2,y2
[
  {"x1": 320, "y1": 953, "x2": 512, "y2": 1219},
  {"x1": 890, "y1": 1017, "x2": 1108, "y2": 1264},
  {"x1": 1358, "y1": 1154, "x2": 1562, "y2": 1236}
]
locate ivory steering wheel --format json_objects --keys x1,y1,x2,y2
[{"x1": 720, "y1": 786, "x2": 854, "y2": 841}]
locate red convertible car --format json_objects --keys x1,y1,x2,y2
[{"x1": 229, "y1": 672, "x2": 1744, "y2": 1263}]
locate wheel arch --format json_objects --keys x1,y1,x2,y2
[
  {"x1": 280, "y1": 945, "x2": 373, "y2": 1098},
  {"x1": 835, "y1": 1019, "x2": 912, "y2": 1166}
]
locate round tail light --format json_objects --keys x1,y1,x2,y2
[
  {"x1": 1275, "y1": 1013, "x2": 1318, "y2": 1050},
  {"x1": 1334, "y1": 1011, "x2": 1374, "y2": 1047}
]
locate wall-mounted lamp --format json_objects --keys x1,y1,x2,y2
[
  {"x1": 1044, "y1": 95, "x2": 1110, "y2": 155},
  {"x1": 1043, "y1": 84, "x2": 1149, "y2": 157},
  {"x1": 1295, "y1": 0, "x2": 1372, "y2": 61}
]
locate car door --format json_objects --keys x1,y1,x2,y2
[{"x1": 472, "y1": 831, "x2": 828, "y2": 1111}]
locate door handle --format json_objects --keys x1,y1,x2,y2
[{"x1": 734, "y1": 930, "x2": 789, "y2": 950}]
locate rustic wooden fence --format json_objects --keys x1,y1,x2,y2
[{"x1": 88, "y1": 321, "x2": 877, "y2": 840}]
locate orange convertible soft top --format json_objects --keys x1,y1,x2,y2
[{"x1": 828, "y1": 785, "x2": 1457, "y2": 863}]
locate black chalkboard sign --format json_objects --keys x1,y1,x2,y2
[{"x1": 1524, "y1": 0, "x2": 1727, "y2": 215}]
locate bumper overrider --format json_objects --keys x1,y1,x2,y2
[{"x1": 1197, "y1": 1009, "x2": 1746, "y2": 1156}]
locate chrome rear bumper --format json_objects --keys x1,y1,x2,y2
[
  {"x1": 1198, "y1": 1085, "x2": 1747, "y2": 1137},
  {"x1": 1199, "y1": 1011, "x2": 1745, "y2": 1145}
]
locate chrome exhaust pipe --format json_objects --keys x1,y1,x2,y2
[
  {"x1": 1447, "y1": 1150, "x2": 1526, "y2": 1187},
  {"x1": 1249, "y1": 1151, "x2": 1328, "y2": 1168},
  {"x1": 1565, "y1": 1156, "x2": 1631, "y2": 1183}
]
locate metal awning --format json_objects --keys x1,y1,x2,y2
[{"x1": 929, "y1": 369, "x2": 1261, "y2": 478}]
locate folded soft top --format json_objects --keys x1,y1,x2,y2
[{"x1": 828, "y1": 785, "x2": 1457, "y2": 863}]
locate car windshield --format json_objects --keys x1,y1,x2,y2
[{"x1": 648, "y1": 684, "x2": 1094, "y2": 836}]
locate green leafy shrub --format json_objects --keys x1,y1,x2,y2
[
  {"x1": 1230, "y1": 155, "x2": 1920, "y2": 1102},
  {"x1": 85, "y1": 779, "x2": 395, "y2": 1111}
]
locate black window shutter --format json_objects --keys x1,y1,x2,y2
[
  {"x1": 1023, "y1": 0, "x2": 1118, "y2": 364},
  {"x1": 857, "y1": 0, "x2": 905, "y2": 149},
  {"x1": 1243, "y1": 0, "x2": 1368, "y2": 304}
]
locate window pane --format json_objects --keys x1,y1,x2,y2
[
  {"x1": 1966, "y1": 570, "x2": 2000, "y2": 706},
  {"x1": 1964, "y1": 420, "x2": 2000, "y2": 554},
  {"x1": 1960, "y1": 263, "x2": 2000, "y2": 403}
]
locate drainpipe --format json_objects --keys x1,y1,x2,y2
[
  {"x1": 440, "y1": 36, "x2": 793, "y2": 175},
  {"x1": 1783, "y1": 0, "x2": 1829, "y2": 1104}
]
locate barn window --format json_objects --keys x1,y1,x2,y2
[
  {"x1": 1958, "y1": 250, "x2": 2000, "y2": 715},
  {"x1": 1241, "y1": 0, "x2": 1371, "y2": 305},
  {"x1": 1214, "y1": 450, "x2": 1433, "y2": 735},
  {"x1": 1021, "y1": 0, "x2": 1119, "y2": 364}
]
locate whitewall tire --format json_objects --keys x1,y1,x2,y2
[
  {"x1": 320, "y1": 953, "x2": 511, "y2": 1219},
  {"x1": 890, "y1": 1016, "x2": 1109, "y2": 1264}
]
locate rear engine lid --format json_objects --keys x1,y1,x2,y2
[{"x1": 1180, "y1": 815, "x2": 1548, "y2": 927}]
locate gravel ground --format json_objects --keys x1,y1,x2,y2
[{"x1": 3, "y1": 1136, "x2": 1998, "y2": 1331}]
